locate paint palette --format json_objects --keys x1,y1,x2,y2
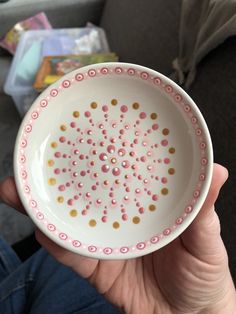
[{"x1": 14, "y1": 63, "x2": 213, "y2": 259}]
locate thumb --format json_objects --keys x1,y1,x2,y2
[{"x1": 181, "y1": 163, "x2": 228, "y2": 260}]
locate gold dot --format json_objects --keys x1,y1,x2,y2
[
  {"x1": 132, "y1": 102, "x2": 140, "y2": 110},
  {"x1": 47, "y1": 160, "x2": 54, "y2": 167},
  {"x1": 113, "y1": 221, "x2": 120, "y2": 229},
  {"x1": 162, "y1": 128, "x2": 169, "y2": 135},
  {"x1": 168, "y1": 168, "x2": 175, "y2": 175},
  {"x1": 133, "y1": 216, "x2": 140, "y2": 224},
  {"x1": 60, "y1": 125, "x2": 67, "y2": 131},
  {"x1": 57, "y1": 196, "x2": 64, "y2": 203},
  {"x1": 70, "y1": 209, "x2": 78, "y2": 217},
  {"x1": 73, "y1": 111, "x2": 80, "y2": 118},
  {"x1": 149, "y1": 204, "x2": 156, "y2": 212},
  {"x1": 48, "y1": 178, "x2": 56, "y2": 185},
  {"x1": 111, "y1": 157, "x2": 117, "y2": 164},
  {"x1": 51, "y1": 142, "x2": 57, "y2": 148},
  {"x1": 90, "y1": 102, "x2": 97, "y2": 109},
  {"x1": 161, "y1": 188, "x2": 169, "y2": 195},
  {"x1": 150, "y1": 113, "x2": 157, "y2": 120},
  {"x1": 169, "y1": 147, "x2": 175, "y2": 154},
  {"x1": 89, "y1": 219, "x2": 97, "y2": 227},
  {"x1": 111, "y1": 99, "x2": 118, "y2": 106}
]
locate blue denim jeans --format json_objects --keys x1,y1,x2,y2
[{"x1": 0, "y1": 237, "x2": 120, "y2": 313}]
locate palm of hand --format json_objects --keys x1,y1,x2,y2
[
  {"x1": 39, "y1": 224, "x2": 226, "y2": 314},
  {"x1": 0, "y1": 164, "x2": 234, "y2": 314},
  {"x1": 36, "y1": 164, "x2": 230, "y2": 314}
]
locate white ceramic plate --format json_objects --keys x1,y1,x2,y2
[{"x1": 14, "y1": 63, "x2": 213, "y2": 259}]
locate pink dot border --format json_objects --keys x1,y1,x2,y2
[{"x1": 16, "y1": 64, "x2": 211, "y2": 257}]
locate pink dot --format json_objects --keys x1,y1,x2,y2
[
  {"x1": 87, "y1": 139, "x2": 93, "y2": 144},
  {"x1": 84, "y1": 111, "x2": 91, "y2": 118},
  {"x1": 101, "y1": 164, "x2": 110, "y2": 173},
  {"x1": 70, "y1": 122, "x2": 76, "y2": 128},
  {"x1": 67, "y1": 199, "x2": 73, "y2": 206},
  {"x1": 99, "y1": 153, "x2": 108, "y2": 161},
  {"x1": 66, "y1": 182, "x2": 70, "y2": 187},
  {"x1": 139, "y1": 207, "x2": 145, "y2": 214},
  {"x1": 121, "y1": 105, "x2": 128, "y2": 113},
  {"x1": 140, "y1": 156, "x2": 146, "y2": 162},
  {"x1": 152, "y1": 194, "x2": 158, "y2": 201},
  {"x1": 152, "y1": 124, "x2": 159, "y2": 130},
  {"x1": 112, "y1": 167, "x2": 121, "y2": 176},
  {"x1": 161, "y1": 177, "x2": 168, "y2": 184},
  {"x1": 58, "y1": 185, "x2": 65, "y2": 191},
  {"x1": 100, "y1": 141, "x2": 105, "y2": 147},
  {"x1": 119, "y1": 129, "x2": 125, "y2": 135},
  {"x1": 135, "y1": 188, "x2": 141, "y2": 194},
  {"x1": 147, "y1": 165, "x2": 153, "y2": 171},
  {"x1": 111, "y1": 199, "x2": 117, "y2": 205},
  {"x1": 125, "y1": 187, "x2": 130, "y2": 192},
  {"x1": 55, "y1": 152, "x2": 61, "y2": 158},
  {"x1": 59, "y1": 136, "x2": 66, "y2": 143},
  {"x1": 79, "y1": 154, "x2": 85, "y2": 160},
  {"x1": 110, "y1": 137, "x2": 116, "y2": 143},
  {"x1": 54, "y1": 168, "x2": 60, "y2": 174},
  {"x1": 139, "y1": 112, "x2": 147, "y2": 119},
  {"x1": 123, "y1": 196, "x2": 129, "y2": 202},
  {"x1": 91, "y1": 185, "x2": 97, "y2": 191},
  {"x1": 138, "y1": 175, "x2": 142, "y2": 180},
  {"x1": 161, "y1": 140, "x2": 168, "y2": 146},
  {"x1": 118, "y1": 148, "x2": 126, "y2": 156},
  {"x1": 72, "y1": 172, "x2": 78, "y2": 177},
  {"x1": 86, "y1": 205, "x2": 90, "y2": 210},
  {"x1": 147, "y1": 190, "x2": 152, "y2": 195},
  {"x1": 77, "y1": 182, "x2": 83, "y2": 188},
  {"x1": 62, "y1": 168, "x2": 67, "y2": 173},
  {"x1": 122, "y1": 160, "x2": 130, "y2": 168},
  {"x1": 133, "y1": 139, "x2": 138, "y2": 144},
  {"x1": 107, "y1": 145, "x2": 116, "y2": 153},
  {"x1": 132, "y1": 164, "x2": 138, "y2": 170},
  {"x1": 82, "y1": 210, "x2": 87, "y2": 216},
  {"x1": 80, "y1": 171, "x2": 86, "y2": 176},
  {"x1": 164, "y1": 158, "x2": 170, "y2": 164},
  {"x1": 102, "y1": 216, "x2": 107, "y2": 222},
  {"x1": 74, "y1": 195, "x2": 79, "y2": 200},
  {"x1": 96, "y1": 199, "x2": 102, "y2": 205},
  {"x1": 102, "y1": 105, "x2": 108, "y2": 112},
  {"x1": 74, "y1": 149, "x2": 79, "y2": 155},
  {"x1": 122, "y1": 214, "x2": 128, "y2": 221}
]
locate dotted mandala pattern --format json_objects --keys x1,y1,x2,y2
[
  {"x1": 17, "y1": 65, "x2": 209, "y2": 256},
  {"x1": 47, "y1": 99, "x2": 175, "y2": 229}
]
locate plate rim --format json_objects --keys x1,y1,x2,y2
[{"x1": 14, "y1": 62, "x2": 213, "y2": 259}]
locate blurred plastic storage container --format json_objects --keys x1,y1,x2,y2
[{"x1": 4, "y1": 28, "x2": 109, "y2": 116}]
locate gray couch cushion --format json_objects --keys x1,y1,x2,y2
[
  {"x1": 100, "y1": 0, "x2": 181, "y2": 75},
  {"x1": 188, "y1": 36, "x2": 236, "y2": 282}
]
